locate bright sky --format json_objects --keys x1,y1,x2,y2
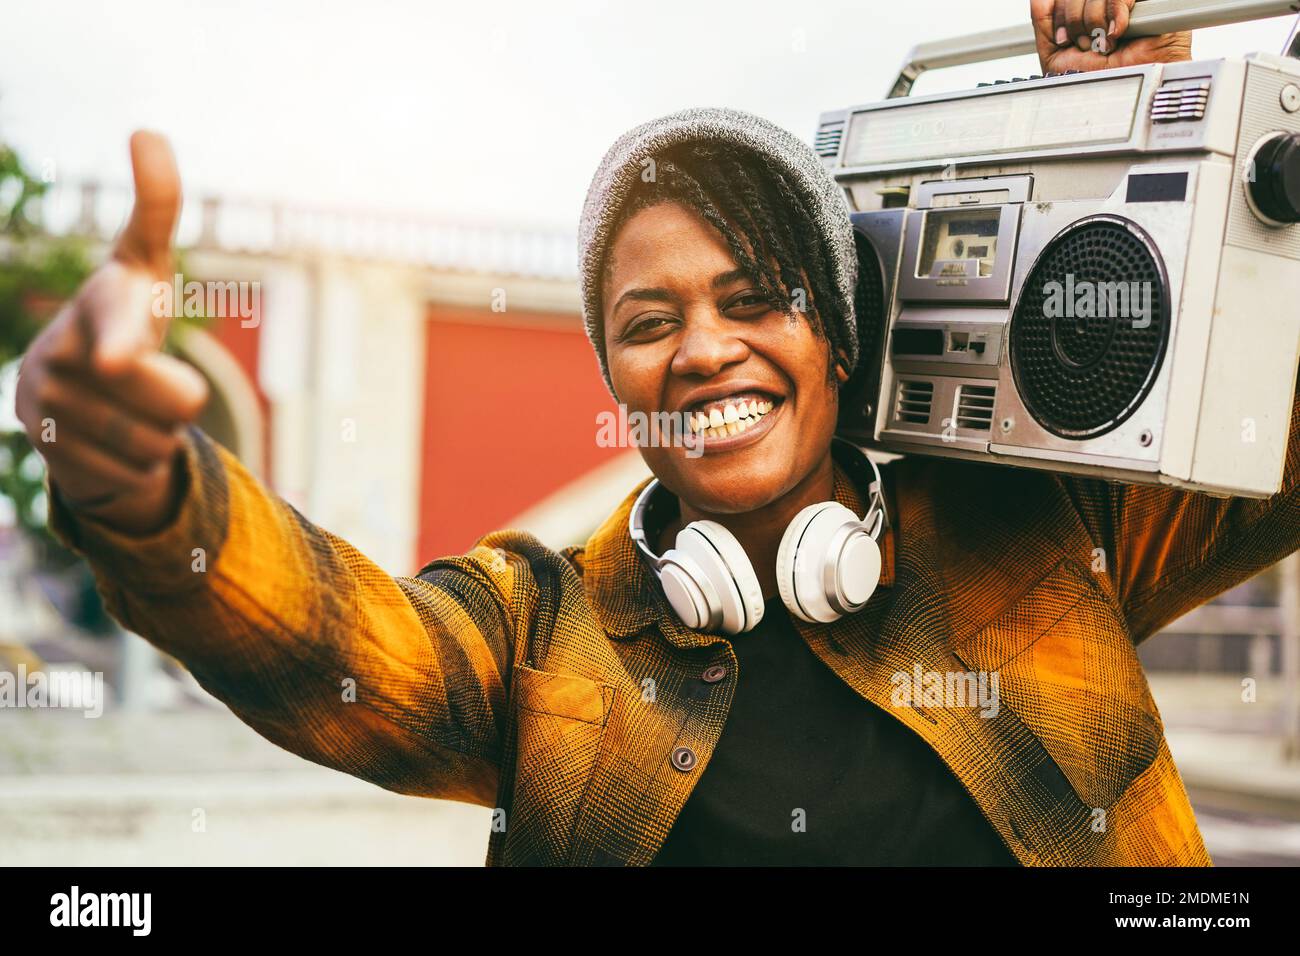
[{"x1": 2, "y1": 1, "x2": 1295, "y2": 231}]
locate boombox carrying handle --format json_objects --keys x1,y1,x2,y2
[{"x1": 887, "y1": 0, "x2": 1300, "y2": 98}]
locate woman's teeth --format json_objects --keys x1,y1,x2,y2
[{"x1": 687, "y1": 399, "x2": 775, "y2": 439}]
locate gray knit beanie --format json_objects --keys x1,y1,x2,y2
[{"x1": 578, "y1": 106, "x2": 859, "y2": 400}]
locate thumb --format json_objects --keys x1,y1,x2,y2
[
  {"x1": 84, "y1": 263, "x2": 162, "y2": 375},
  {"x1": 113, "y1": 130, "x2": 181, "y2": 278}
]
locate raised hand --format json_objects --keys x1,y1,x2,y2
[
  {"x1": 1031, "y1": 0, "x2": 1192, "y2": 74},
  {"x1": 14, "y1": 131, "x2": 209, "y2": 536}
]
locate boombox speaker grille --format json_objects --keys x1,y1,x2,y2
[
  {"x1": 852, "y1": 230, "x2": 884, "y2": 371},
  {"x1": 837, "y1": 230, "x2": 889, "y2": 421},
  {"x1": 1010, "y1": 216, "x2": 1170, "y2": 439}
]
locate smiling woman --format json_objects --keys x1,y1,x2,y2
[
  {"x1": 19, "y1": 0, "x2": 1300, "y2": 869},
  {"x1": 585, "y1": 119, "x2": 878, "y2": 609},
  {"x1": 578, "y1": 110, "x2": 1014, "y2": 865}
]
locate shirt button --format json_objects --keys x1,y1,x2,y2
[
  {"x1": 670, "y1": 746, "x2": 698, "y2": 771},
  {"x1": 702, "y1": 664, "x2": 727, "y2": 683}
]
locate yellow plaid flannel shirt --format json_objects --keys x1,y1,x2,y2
[{"x1": 46, "y1": 381, "x2": 1300, "y2": 866}]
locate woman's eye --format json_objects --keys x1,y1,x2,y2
[
  {"x1": 727, "y1": 291, "x2": 776, "y2": 313},
  {"x1": 623, "y1": 315, "x2": 675, "y2": 340}
]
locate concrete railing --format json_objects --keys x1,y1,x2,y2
[{"x1": 31, "y1": 179, "x2": 580, "y2": 280}]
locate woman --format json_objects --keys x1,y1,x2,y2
[{"x1": 15, "y1": 3, "x2": 1299, "y2": 866}]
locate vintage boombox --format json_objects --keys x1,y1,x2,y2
[{"x1": 822, "y1": 0, "x2": 1300, "y2": 497}]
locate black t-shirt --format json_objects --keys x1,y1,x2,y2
[{"x1": 650, "y1": 594, "x2": 1020, "y2": 866}]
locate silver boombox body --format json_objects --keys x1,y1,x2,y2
[{"x1": 821, "y1": 0, "x2": 1300, "y2": 497}]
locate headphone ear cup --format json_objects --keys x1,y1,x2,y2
[
  {"x1": 656, "y1": 551, "x2": 716, "y2": 631},
  {"x1": 673, "y1": 520, "x2": 764, "y2": 634},
  {"x1": 777, "y1": 502, "x2": 875, "y2": 624},
  {"x1": 774, "y1": 507, "x2": 811, "y2": 622}
]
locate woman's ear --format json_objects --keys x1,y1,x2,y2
[{"x1": 833, "y1": 345, "x2": 852, "y2": 385}]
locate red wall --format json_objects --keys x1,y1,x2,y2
[
  {"x1": 418, "y1": 307, "x2": 621, "y2": 560},
  {"x1": 208, "y1": 291, "x2": 273, "y2": 487}
]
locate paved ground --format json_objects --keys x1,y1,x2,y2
[
  {"x1": 0, "y1": 770, "x2": 492, "y2": 866},
  {"x1": 0, "y1": 709, "x2": 493, "y2": 866},
  {"x1": 1194, "y1": 807, "x2": 1300, "y2": 866}
]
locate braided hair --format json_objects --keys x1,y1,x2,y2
[{"x1": 603, "y1": 140, "x2": 870, "y2": 390}]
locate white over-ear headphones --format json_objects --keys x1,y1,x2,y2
[{"x1": 629, "y1": 438, "x2": 889, "y2": 635}]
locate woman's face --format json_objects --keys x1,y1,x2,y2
[{"x1": 602, "y1": 200, "x2": 843, "y2": 515}]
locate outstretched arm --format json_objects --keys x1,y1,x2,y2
[
  {"x1": 16, "y1": 131, "x2": 532, "y2": 804},
  {"x1": 45, "y1": 423, "x2": 530, "y2": 805}
]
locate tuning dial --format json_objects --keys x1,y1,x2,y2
[{"x1": 1247, "y1": 132, "x2": 1300, "y2": 226}]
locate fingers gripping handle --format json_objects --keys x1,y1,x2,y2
[{"x1": 888, "y1": 0, "x2": 1300, "y2": 98}]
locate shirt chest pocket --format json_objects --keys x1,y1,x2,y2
[
  {"x1": 504, "y1": 664, "x2": 615, "y2": 865},
  {"x1": 952, "y1": 558, "x2": 1163, "y2": 811}
]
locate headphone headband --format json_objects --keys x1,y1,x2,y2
[{"x1": 629, "y1": 437, "x2": 889, "y2": 573}]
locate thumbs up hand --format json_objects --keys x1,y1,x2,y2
[{"x1": 14, "y1": 131, "x2": 210, "y2": 536}]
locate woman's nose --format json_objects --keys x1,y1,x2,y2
[{"x1": 670, "y1": 311, "x2": 749, "y2": 378}]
